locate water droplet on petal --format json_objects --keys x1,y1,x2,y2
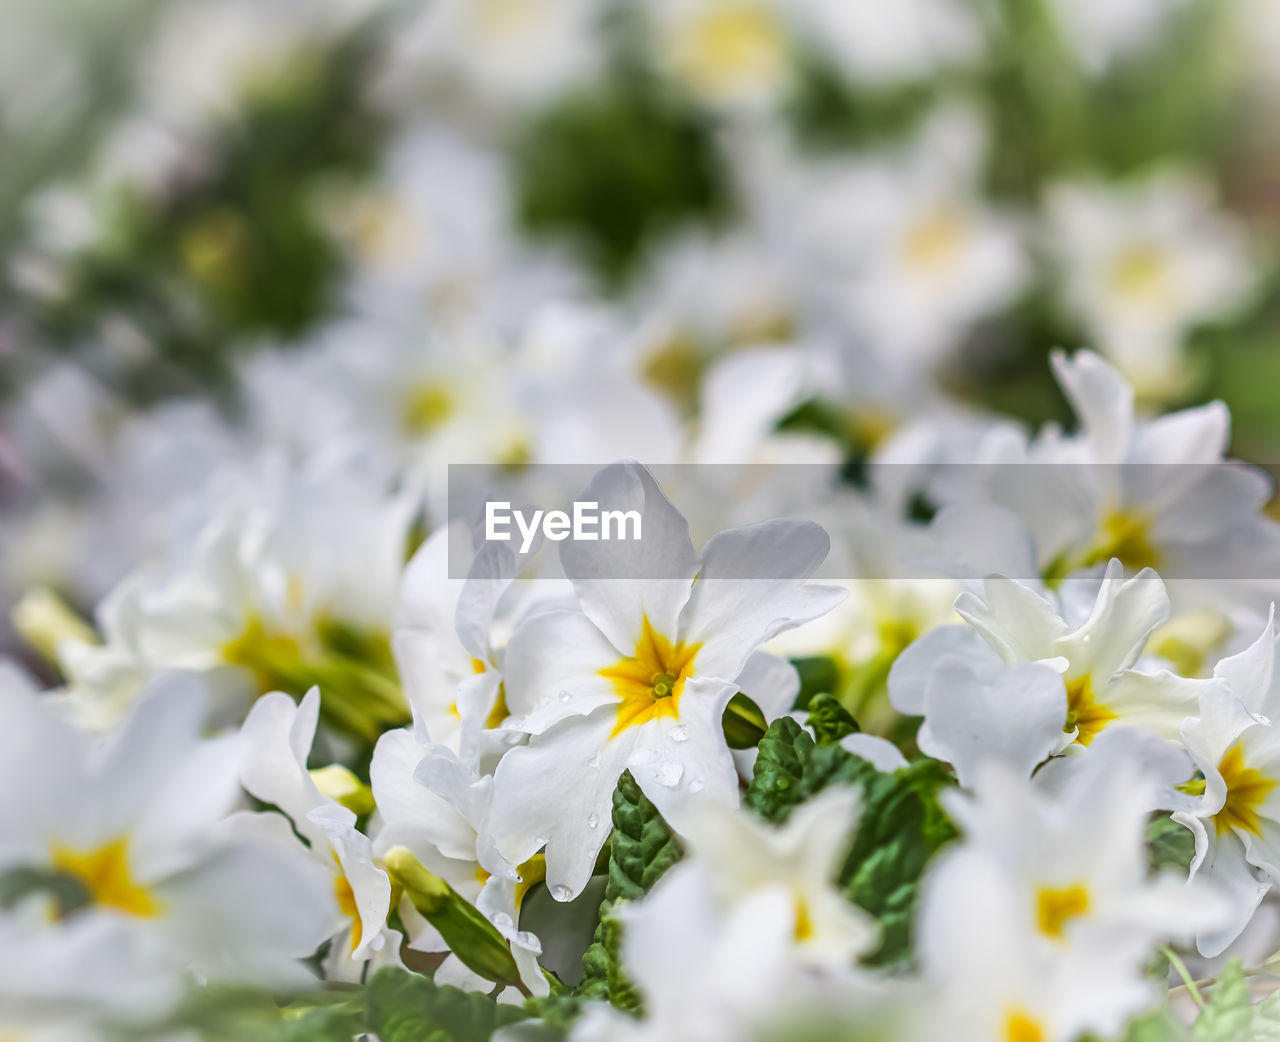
[
  {"x1": 588, "y1": 751, "x2": 603, "y2": 771},
  {"x1": 551, "y1": 885, "x2": 573, "y2": 902},
  {"x1": 558, "y1": 690, "x2": 571, "y2": 703},
  {"x1": 657, "y1": 761, "x2": 684, "y2": 787},
  {"x1": 689, "y1": 778, "x2": 705, "y2": 794},
  {"x1": 536, "y1": 695, "x2": 552, "y2": 709},
  {"x1": 493, "y1": 912, "x2": 514, "y2": 929},
  {"x1": 669, "y1": 724, "x2": 689, "y2": 743},
  {"x1": 587, "y1": 813, "x2": 600, "y2": 829}
]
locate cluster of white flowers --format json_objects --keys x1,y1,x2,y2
[{"x1": 5, "y1": 1, "x2": 1280, "y2": 1041}]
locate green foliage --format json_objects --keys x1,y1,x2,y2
[
  {"x1": 1188, "y1": 959, "x2": 1280, "y2": 1041},
  {"x1": 577, "y1": 770, "x2": 683, "y2": 1011},
  {"x1": 806, "y1": 693, "x2": 861, "y2": 746},
  {"x1": 1147, "y1": 815, "x2": 1197, "y2": 874},
  {"x1": 746, "y1": 717, "x2": 957, "y2": 965},
  {"x1": 513, "y1": 71, "x2": 729, "y2": 284},
  {"x1": 722, "y1": 692, "x2": 769, "y2": 749}
]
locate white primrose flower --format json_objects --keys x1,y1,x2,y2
[
  {"x1": 1174, "y1": 610, "x2": 1280, "y2": 956},
  {"x1": 671, "y1": 786, "x2": 877, "y2": 966},
  {"x1": 370, "y1": 725, "x2": 549, "y2": 997},
  {"x1": 380, "y1": 0, "x2": 605, "y2": 111},
  {"x1": 0, "y1": 668, "x2": 334, "y2": 988},
  {"x1": 239, "y1": 689, "x2": 399, "y2": 982},
  {"x1": 0, "y1": 902, "x2": 181, "y2": 1042},
  {"x1": 60, "y1": 467, "x2": 416, "y2": 734},
  {"x1": 915, "y1": 749, "x2": 1225, "y2": 1042},
  {"x1": 488, "y1": 461, "x2": 845, "y2": 900},
  {"x1": 931, "y1": 350, "x2": 1280, "y2": 623},
  {"x1": 1044, "y1": 172, "x2": 1254, "y2": 396},
  {"x1": 779, "y1": 106, "x2": 1028, "y2": 373},
  {"x1": 568, "y1": 862, "x2": 884, "y2": 1042},
  {"x1": 890, "y1": 561, "x2": 1207, "y2": 786},
  {"x1": 645, "y1": 0, "x2": 799, "y2": 114}
]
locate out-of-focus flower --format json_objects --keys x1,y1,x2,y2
[
  {"x1": 1044, "y1": 171, "x2": 1254, "y2": 397},
  {"x1": 915, "y1": 747, "x2": 1223, "y2": 1041},
  {"x1": 1041, "y1": 0, "x2": 1190, "y2": 73},
  {"x1": 0, "y1": 668, "x2": 334, "y2": 990}
]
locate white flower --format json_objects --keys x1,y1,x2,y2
[
  {"x1": 646, "y1": 0, "x2": 798, "y2": 113},
  {"x1": 890, "y1": 561, "x2": 1206, "y2": 785},
  {"x1": 239, "y1": 689, "x2": 398, "y2": 982},
  {"x1": 487, "y1": 460, "x2": 845, "y2": 899},
  {"x1": 0, "y1": 667, "x2": 334, "y2": 988},
  {"x1": 382, "y1": 0, "x2": 604, "y2": 110},
  {"x1": 0, "y1": 902, "x2": 181, "y2": 1041},
  {"x1": 1175, "y1": 609, "x2": 1280, "y2": 956},
  {"x1": 929, "y1": 350, "x2": 1280, "y2": 622},
  {"x1": 1044, "y1": 172, "x2": 1253, "y2": 397},
  {"x1": 568, "y1": 862, "x2": 883, "y2": 1042},
  {"x1": 369, "y1": 725, "x2": 549, "y2": 997},
  {"x1": 915, "y1": 745, "x2": 1223, "y2": 1041},
  {"x1": 671, "y1": 786, "x2": 877, "y2": 966},
  {"x1": 778, "y1": 106, "x2": 1027, "y2": 372}
]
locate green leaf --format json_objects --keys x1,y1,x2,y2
[
  {"x1": 745, "y1": 716, "x2": 819, "y2": 822},
  {"x1": 577, "y1": 771, "x2": 682, "y2": 1010},
  {"x1": 1190, "y1": 960, "x2": 1272, "y2": 1042},
  {"x1": 605, "y1": 770, "x2": 683, "y2": 903},
  {"x1": 1120, "y1": 1008, "x2": 1192, "y2": 1042},
  {"x1": 806, "y1": 694, "x2": 861, "y2": 746},
  {"x1": 1148, "y1": 815, "x2": 1196, "y2": 874},
  {"x1": 365, "y1": 968, "x2": 529, "y2": 1042},
  {"x1": 722, "y1": 692, "x2": 768, "y2": 749}
]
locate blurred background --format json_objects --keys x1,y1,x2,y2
[{"x1": 4, "y1": 0, "x2": 1280, "y2": 646}]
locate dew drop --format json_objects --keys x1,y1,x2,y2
[
  {"x1": 657, "y1": 761, "x2": 684, "y2": 787},
  {"x1": 536, "y1": 695, "x2": 552, "y2": 709},
  {"x1": 551, "y1": 885, "x2": 573, "y2": 902},
  {"x1": 558, "y1": 690, "x2": 571, "y2": 703},
  {"x1": 689, "y1": 778, "x2": 705, "y2": 794},
  {"x1": 587, "y1": 813, "x2": 600, "y2": 829},
  {"x1": 587, "y1": 751, "x2": 603, "y2": 771},
  {"x1": 669, "y1": 724, "x2": 689, "y2": 743}
]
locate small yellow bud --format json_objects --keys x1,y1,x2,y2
[{"x1": 12, "y1": 587, "x2": 96, "y2": 664}]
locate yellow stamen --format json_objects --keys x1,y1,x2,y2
[
  {"x1": 1063, "y1": 675, "x2": 1116, "y2": 747},
  {"x1": 1217, "y1": 744, "x2": 1278, "y2": 837},
  {"x1": 673, "y1": 3, "x2": 788, "y2": 97},
  {"x1": 903, "y1": 207, "x2": 965, "y2": 273},
  {"x1": 1036, "y1": 884, "x2": 1090, "y2": 938},
  {"x1": 600, "y1": 616, "x2": 702, "y2": 738},
  {"x1": 1004, "y1": 1009, "x2": 1046, "y2": 1042},
  {"x1": 1110, "y1": 243, "x2": 1172, "y2": 308},
  {"x1": 50, "y1": 838, "x2": 160, "y2": 918}
]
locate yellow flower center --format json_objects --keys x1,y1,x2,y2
[
  {"x1": 600, "y1": 615, "x2": 702, "y2": 737},
  {"x1": 673, "y1": 3, "x2": 789, "y2": 98},
  {"x1": 402, "y1": 384, "x2": 456, "y2": 436},
  {"x1": 1216, "y1": 744, "x2": 1278, "y2": 837},
  {"x1": 902, "y1": 206, "x2": 966, "y2": 273},
  {"x1": 1036, "y1": 883, "x2": 1090, "y2": 938},
  {"x1": 793, "y1": 894, "x2": 814, "y2": 942},
  {"x1": 1110, "y1": 243, "x2": 1172, "y2": 309},
  {"x1": 50, "y1": 838, "x2": 161, "y2": 918},
  {"x1": 1063, "y1": 675, "x2": 1116, "y2": 747},
  {"x1": 1005, "y1": 1009, "x2": 1046, "y2": 1042}
]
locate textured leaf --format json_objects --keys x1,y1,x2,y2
[
  {"x1": 745, "y1": 716, "x2": 819, "y2": 822},
  {"x1": 576, "y1": 771, "x2": 682, "y2": 1010},
  {"x1": 1189, "y1": 960, "x2": 1280, "y2": 1042},
  {"x1": 806, "y1": 693, "x2": 861, "y2": 746}
]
